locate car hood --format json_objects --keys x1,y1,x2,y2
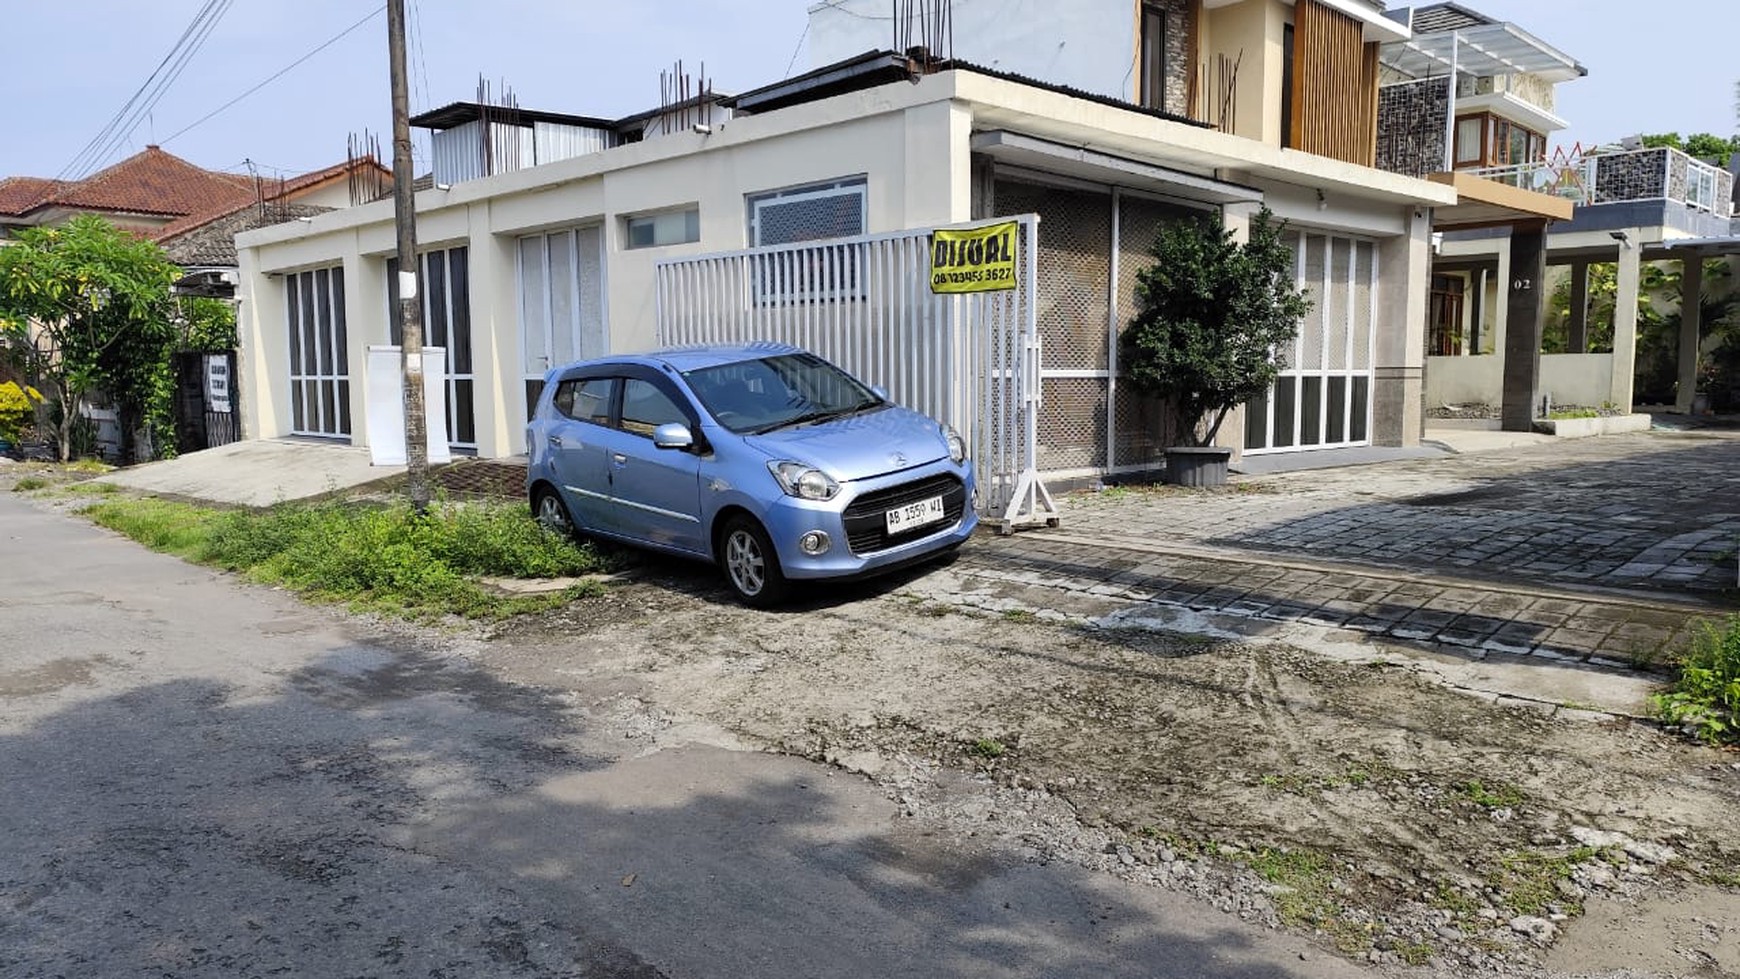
[{"x1": 741, "y1": 405, "x2": 949, "y2": 482}]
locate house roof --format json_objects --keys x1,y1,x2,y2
[
  {"x1": 410, "y1": 101, "x2": 616, "y2": 131},
  {"x1": 43, "y1": 146, "x2": 257, "y2": 217},
  {"x1": 1383, "y1": 4, "x2": 1586, "y2": 82},
  {"x1": 158, "y1": 202, "x2": 332, "y2": 266},
  {"x1": 0, "y1": 176, "x2": 64, "y2": 216}
]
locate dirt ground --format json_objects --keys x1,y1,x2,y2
[{"x1": 484, "y1": 564, "x2": 1740, "y2": 978}]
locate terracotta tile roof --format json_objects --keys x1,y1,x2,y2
[
  {"x1": 0, "y1": 176, "x2": 65, "y2": 216},
  {"x1": 266, "y1": 157, "x2": 391, "y2": 199},
  {"x1": 45, "y1": 146, "x2": 256, "y2": 217}
]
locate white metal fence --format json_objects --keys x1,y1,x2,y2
[{"x1": 654, "y1": 215, "x2": 1059, "y2": 532}]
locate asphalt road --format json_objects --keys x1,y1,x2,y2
[{"x1": 0, "y1": 492, "x2": 1368, "y2": 979}]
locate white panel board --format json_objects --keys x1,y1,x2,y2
[{"x1": 366, "y1": 345, "x2": 453, "y2": 466}]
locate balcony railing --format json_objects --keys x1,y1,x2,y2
[{"x1": 1464, "y1": 147, "x2": 1734, "y2": 218}]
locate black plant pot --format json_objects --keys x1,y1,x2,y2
[{"x1": 1164, "y1": 446, "x2": 1232, "y2": 487}]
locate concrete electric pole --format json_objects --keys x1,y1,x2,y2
[{"x1": 387, "y1": 0, "x2": 430, "y2": 510}]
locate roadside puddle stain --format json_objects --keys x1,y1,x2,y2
[{"x1": 0, "y1": 655, "x2": 108, "y2": 697}]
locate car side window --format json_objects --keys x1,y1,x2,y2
[
  {"x1": 554, "y1": 377, "x2": 614, "y2": 426},
  {"x1": 618, "y1": 378, "x2": 688, "y2": 438}
]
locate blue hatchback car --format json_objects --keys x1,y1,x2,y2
[{"x1": 526, "y1": 343, "x2": 978, "y2": 606}]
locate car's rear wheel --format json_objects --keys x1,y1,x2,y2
[
  {"x1": 532, "y1": 486, "x2": 577, "y2": 540},
  {"x1": 720, "y1": 515, "x2": 789, "y2": 608}
]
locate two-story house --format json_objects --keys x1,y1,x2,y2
[
  {"x1": 1376, "y1": 3, "x2": 1737, "y2": 426},
  {"x1": 233, "y1": 0, "x2": 1568, "y2": 489}
]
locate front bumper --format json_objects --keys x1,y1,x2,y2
[{"x1": 759, "y1": 461, "x2": 978, "y2": 580}]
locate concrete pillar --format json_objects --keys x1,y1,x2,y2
[
  {"x1": 1567, "y1": 260, "x2": 1590, "y2": 353},
  {"x1": 1609, "y1": 237, "x2": 1643, "y2": 411},
  {"x1": 1500, "y1": 222, "x2": 1547, "y2": 432},
  {"x1": 341, "y1": 244, "x2": 379, "y2": 449},
  {"x1": 466, "y1": 199, "x2": 525, "y2": 458},
  {"x1": 1372, "y1": 207, "x2": 1432, "y2": 446},
  {"x1": 1490, "y1": 237, "x2": 1512, "y2": 356},
  {"x1": 1675, "y1": 255, "x2": 1704, "y2": 414}
]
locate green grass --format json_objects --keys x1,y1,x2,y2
[
  {"x1": 1460, "y1": 779, "x2": 1525, "y2": 809},
  {"x1": 1548, "y1": 408, "x2": 1599, "y2": 420},
  {"x1": 83, "y1": 496, "x2": 609, "y2": 620},
  {"x1": 1490, "y1": 848, "x2": 1594, "y2": 916},
  {"x1": 11, "y1": 476, "x2": 49, "y2": 492},
  {"x1": 1244, "y1": 846, "x2": 1371, "y2": 952},
  {"x1": 1396, "y1": 940, "x2": 1435, "y2": 966},
  {"x1": 1653, "y1": 615, "x2": 1740, "y2": 744},
  {"x1": 968, "y1": 737, "x2": 1007, "y2": 759}
]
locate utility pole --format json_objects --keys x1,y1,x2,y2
[{"x1": 387, "y1": 0, "x2": 430, "y2": 510}]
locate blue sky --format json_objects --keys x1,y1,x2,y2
[{"x1": 4, "y1": 1, "x2": 1735, "y2": 182}]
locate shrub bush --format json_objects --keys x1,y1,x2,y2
[{"x1": 1653, "y1": 615, "x2": 1740, "y2": 744}]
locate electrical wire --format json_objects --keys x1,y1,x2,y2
[
  {"x1": 409, "y1": 0, "x2": 432, "y2": 110},
  {"x1": 58, "y1": 0, "x2": 232, "y2": 179},
  {"x1": 79, "y1": 0, "x2": 234, "y2": 177},
  {"x1": 160, "y1": 5, "x2": 387, "y2": 148}
]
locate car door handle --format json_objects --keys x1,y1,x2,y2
[
  {"x1": 611, "y1": 453, "x2": 628, "y2": 467},
  {"x1": 548, "y1": 435, "x2": 564, "y2": 448}
]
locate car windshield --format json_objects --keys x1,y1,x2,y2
[{"x1": 683, "y1": 353, "x2": 883, "y2": 435}]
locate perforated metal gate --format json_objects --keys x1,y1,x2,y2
[
  {"x1": 654, "y1": 216, "x2": 1059, "y2": 532},
  {"x1": 993, "y1": 176, "x2": 1201, "y2": 476}
]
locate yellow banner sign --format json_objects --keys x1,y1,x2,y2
[{"x1": 929, "y1": 221, "x2": 1017, "y2": 293}]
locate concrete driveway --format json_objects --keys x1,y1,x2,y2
[{"x1": 949, "y1": 430, "x2": 1737, "y2": 670}]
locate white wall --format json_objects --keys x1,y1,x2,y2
[
  {"x1": 237, "y1": 77, "x2": 968, "y2": 457},
  {"x1": 1425, "y1": 353, "x2": 1615, "y2": 409},
  {"x1": 1425, "y1": 354, "x2": 1501, "y2": 406},
  {"x1": 808, "y1": 0, "x2": 1138, "y2": 102}
]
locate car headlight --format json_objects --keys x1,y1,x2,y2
[
  {"x1": 767, "y1": 460, "x2": 840, "y2": 501},
  {"x1": 944, "y1": 425, "x2": 967, "y2": 465}
]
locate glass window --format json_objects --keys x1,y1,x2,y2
[
  {"x1": 626, "y1": 208, "x2": 700, "y2": 249},
  {"x1": 618, "y1": 379, "x2": 689, "y2": 437},
  {"x1": 1455, "y1": 117, "x2": 1483, "y2": 165},
  {"x1": 684, "y1": 353, "x2": 879, "y2": 435},
  {"x1": 555, "y1": 377, "x2": 614, "y2": 425},
  {"x1": 1140, "y1": 3, "x2": 1167, "y2": 111}
]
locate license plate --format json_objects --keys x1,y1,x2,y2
[{"x1": 885, "y1": 495, "x2": 946, "y2": 534}]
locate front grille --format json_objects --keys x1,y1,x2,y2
[{"x1": 842, "y1": 474, "x2": 967, "y2": 555}]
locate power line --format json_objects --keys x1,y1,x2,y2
[
  {"x1": 161, "y1": 5, "x2": 387, "y2": 147},
  {"x1": 782, "y1": 21, "x2": 811, "y2": 79},
  {"x1": 79, "y1": 0, "x2": 234, "y2": 177},
  {"x1": 409, "y1": 0, "x2": 432, "y2": 110},
  {"x1": 59, "y1": 0, "x2": 232, "y2": 179}
]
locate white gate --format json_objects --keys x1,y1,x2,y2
[{"x1": 654, "y1": 215, "x2": 1058, "y2": 533}]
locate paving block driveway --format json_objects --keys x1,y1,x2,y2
[{"x1": 960, "y1": 430, "x2": 1740, "y2": 666}]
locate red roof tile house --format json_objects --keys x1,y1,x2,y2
[{"x1": 0, "y1": 147, "x2": 392, "y2": 268}]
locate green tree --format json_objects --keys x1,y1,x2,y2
[
  {"x1": 1639, "y1": 132, "x2": 1740, "y2": 162},
  {"x1": 1121, "y1": 208, "x2": 1312, "y2": 447},
  {"x1": 0, "y1": 216, "x2": 179, "y2": 461}
]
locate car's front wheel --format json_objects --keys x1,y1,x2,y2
[
  {"x1": 719, "y1": 515, "x2": 789, "y2": 608},
  {"x1": 532, "y1": 485, "x2": 577, "y2": 540}
]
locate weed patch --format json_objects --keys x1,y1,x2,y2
[
  {"x1": 1460, "y1": 779, "x2": 1524, "y2": 809},
  {"x1": 11, "y1": 476, "x2": 49, "y2": 492},
  {"x1": 968, "y1": 737, "x2": 1007, "y2": 759},
  {"x1": 1244, "y1": 847, "x2": 1370, "y2": 952},
  {"x1": 84, "y1": 496, "x2": 608, "y2": 620},
  {"x1": 1490, "y1": 848, "x2": 1592, "y2": 916},
  {"x1": 1653, "y1": 615, "x2": 1740, "y2": 744}
]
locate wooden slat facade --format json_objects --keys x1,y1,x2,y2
[{"x1": 1288, "y1": 0, "x2": 1379, "y2": 167}]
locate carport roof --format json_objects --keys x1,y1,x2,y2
[{"x1": 1381, "y1": 17, "x2": 1586, "y2": 83}]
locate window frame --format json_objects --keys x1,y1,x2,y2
[
  {"x1": 624, "y1": 206, "x2": 701, "y2": 250},
  {"x1": 745, "y1": 176, "x2": 867, "y2": 249},
  {"x1": 1139, "y1": 2, "x2": 1168, "y2": 112}
]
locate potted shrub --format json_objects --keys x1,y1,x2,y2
[{"x1": 1121, "y1": 207, "x2": 1310, "y2": 486}]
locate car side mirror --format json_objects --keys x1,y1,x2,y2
[
  {"x1": 870, "y1": 385, "x2": 890, "y2": 402},
  {"x1": 652, "y1": 422, "x2": 695, "y2": 451}
]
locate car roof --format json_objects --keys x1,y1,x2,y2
[{"x1": 645, "y1": 342, "x2": 803, "y2": 373}]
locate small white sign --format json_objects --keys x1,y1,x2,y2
[
  {"x1": 204, "y1": 355, "x2": 232, "y2": 413},
  {"x1": 398, "y1": 269, "x2": 419, "y2": 301}
]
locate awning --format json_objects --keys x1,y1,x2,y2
[
  {"x1": 1427, "y1": 171, "x2": 1573, "y2": 231},
  {"x1": 970, "y1": 131, "x2": 1265, "y2": 206},
  {"x1": 1382, "y1": 22, "x2": 1585, "y2": 83}
]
